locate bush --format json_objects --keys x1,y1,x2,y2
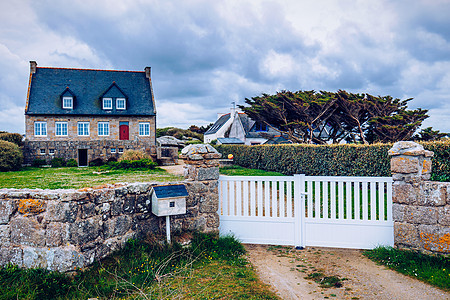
[
  {"x1": 89, "y1": 158, "x2": 105, "y2": 166},
  {"x1": 0, "y1": 132, "x2": 23, "y2": 146},
  {"x1": 66, "y1": 159, "x2": 78, "y2": 167},
  {"x1": 107, "y1": 159, "x2": 157, "y2": 170},
  {"x1": 118, "y1": 149, "x2": 151, "y2": 162},
  {"x1": 216, "y1": 143, "x2": 392, "y2": 176},
  {"x1": 0, "y1": 140, "x2": 23, "y2": 171},
  {"x1": 50, "y1": 157, "x2": 66, "y2": 168},
  {"x1": 422, "y1": 140, "x2": 450, "y2": 182},
  {"x1": 32, "y1": 159, "x2": 47, "y2": 167}
]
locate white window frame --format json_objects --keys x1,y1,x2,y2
[
  {"x1": 62, "y1": 96, "x2": 73, "y2": 109},
  {"x1": 139, "y1": 122, "x2": 150, "y2": 136},
  {"x1": 98, "y1": 122, "x2": 109, "y2": 136},
  {"x1": 49, "y1": 149, "x2": 55, "y2": 155},
  {"x1": 118, "y1": 148, "x2": 124, "y2": 153},
  {"x1": 102, "y1": 97, "x2": 113, "y2": 110},
  {"x1": 34, "y1": 122, "x2": 47, "y2": 137},
  {"x1": 55, "y1": 122, "x2": 68, "y2": 136},
  {"x1": 39, "y1": 149, "x2": 46, "y2": 155},
  {"x1": 116, "y1": 98, "x2": 126, "y2": 110},
  {"x1": 77, "y1": 122, "x2": 90, "y2": 136},
  {"x1": 111, "y1": 148, "x2": 116, "y2": 153}
]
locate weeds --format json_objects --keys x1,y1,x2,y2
[
  {"x1": 0, "y1": 232, "x2": 277, "y2": 300},
  {"x1": 364, "y1": 246, "x2": 450, "y2": 291},
  {"x1": 305, "y1": 272, "x2": 345, "y2": 288}
]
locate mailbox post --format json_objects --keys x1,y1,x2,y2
[{"x1": 150, "y1": 184, "x2": 189, "y2": 243}]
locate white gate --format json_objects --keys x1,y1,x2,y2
[{"x1": 218, "y1": 174, "x2": 394, "y2": 249}]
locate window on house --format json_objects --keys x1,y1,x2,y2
[
  {"x1": 34, "y1": 122, "x2": 47, "y2": 136},
  {"x1": 102, "y1": 98, "x2": 112, "y2": 110},
  {"x1": 77, "y1": 122, "x2": 90, "y2": 136},
  {"x1": 62, "y1": 97, "x2": 73, "y2": 109},
  {"x1": 98, "y1": 122, "x2": 109, "y2": 136},
  {"x1": 116, "y1": 98, "x2": 126, "y2": 110},
  {"x1": 139, "y1": 122, "x2": 150, "y2": 136},
  {"x1": 118, "y1": 148, "x2": 124, "y2": 153},
  {"x1": 254, "y1": 122, "x2": 268, "y2": 132},
  {"x1": 39, "y1": 149, "x2": 46, "y2": 155},
  {"x1": 49, "y1": 149, "x2": 55, "y2": 155},
  {"x1": 111, "y1": 148, "x2": 116, "y2": 153},
  {"x1": 55, "y1": 122, "x2": 68, "y2": 136}
]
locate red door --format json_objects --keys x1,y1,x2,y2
[{"x1": 119, "y1": 125, "x2": 129, "y2": 140}]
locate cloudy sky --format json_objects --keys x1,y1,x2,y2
[{"x1": 1, "y1": 0, "x2": 450, "y2": 134}]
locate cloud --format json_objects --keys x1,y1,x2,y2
[{"x1": 1, "y1": 0, "x2": 450, "y2": 133}]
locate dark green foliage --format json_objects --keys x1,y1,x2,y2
[
  {"x1": 50, "y1": 157, "x2": 66, "y2": 168},
  {"x1": 89, "y1": 158, "x2": 104, "y2": 166},
  {"x1": 190, "y1": 231, "x2": 246, "y2": 260},
  {"x1": 0, "y1": 264, "x2": 73, "y2": 300},
  {"x1": 414, "y1": 127, "x2": 448, "y2": 141},
  {"x1": 239, "y1": 90, "x2": 429, "y2": 144},
  {"x1": 66, "y1": 159, "x2": 78, "y2": 167},
  {"x1": 32, "y1": 159, "x2": 47, "y2": 167},
  {"x1": 364, "y1": 246, "x2": 450, "y2": 291},
  {"x1": 423, "y1": 140, "x2": 450, "y2": 182},
  {"x1": 216, "y1": 143, "x2": 392, "y2": 176},
  {"x1": 157, "y1": 127, "x2": 203, "y2": 141},
  {"x1": 0, "y1": 140, "x2": 23, "y2": 172},
  {"x1": 106, "y1": 159, "x2": 157, "y2": 170},
  {"x1": 0, "y1": 132, "x2": 23, "y2": 146},
  {"x1": 216, "y1": 141, "x2": 450, "y2": 181}
]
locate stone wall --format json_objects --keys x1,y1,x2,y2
[
  {"x1": 389, "y1": 141, "x2": 450, "y2": 254},
  {"x1": 23, "y1": 140, "x2": 157, "y2": 165}
]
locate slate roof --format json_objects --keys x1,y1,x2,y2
[
  {"x1": 152, "y1": 184, "x2": 188, "y2": 199},
  {"x1": 217, "y1": 137, "x2": 245, "y2": 144},
  {"x1": 204, "y1": 113, "x2": 230, "y2": 135},
  {"x1": 26, "y1": 67, "x2": 155, "y2": 116}
]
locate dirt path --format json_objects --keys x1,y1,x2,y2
[
  {"x1": 245, "y1": 244, "x2": 450, "y2": 300},
  {"x1": 160, "y1": 161, "x2": 185, "y2": 176}
]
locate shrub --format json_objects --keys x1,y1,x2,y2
[
  {"x1": 0, "y1": 132, "x2": 23, "y2": 146},
  {"x1": 107, "y1": 158, "x2": 157, "y2": 170},
  {"x1": 0, "y1": 140, "x2": 23, "y2": 171},
  {"x1": 50, "y1": 157, "x2": 66, "y2": 168},
  {"x1": 66, "y1": 159, "x2": 78, "y2": 167},
  {"x1": 422, "y1": 140, "x2": 450, "y2": 182},
  {"x1": 32, "y1": 159, "x2": 47, "y2": 167},
  {"x1": 89, "y1": 158, "x2": 105, "y2": 166},
  {"x1": 216, "y1": 143, "x2": 392, "y2": 176},
  {"x1": 118, "y1": 149, "x2": 151, "y2": 162}
]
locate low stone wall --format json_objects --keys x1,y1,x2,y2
[
  {"x1": 390, "y1": 141, "x2": 450, "y2": 254},
  {"x1": 23, "y1": 140, "x2": 157, "y2": 165}
]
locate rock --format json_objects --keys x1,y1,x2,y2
[
  {"x1": 46, "y1": 201, "x2": 78, "y2": 222},
  {"x1": 69, "y1": 217, "x2": 101, "y2": 245},
  {"x1": 388, "y1": 141, "x2": 434, "y2": 157},
  {"x1": 394, "y1": 222, "x2": 420, "y2": 248},
  {"x1": 0, "y1": 200, "x2": 15, "y2": 224},
  {"x1": 104, "y1": 215, "x2": 133, "y2": 239},
  {"x1": 10, "y1": 217, "x2": 45, "y2": 247}
]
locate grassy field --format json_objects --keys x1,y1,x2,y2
[
  {"x1": 220, "y1": 165, "x2": 284, "y2": 176},
  {"x1": 364, "y1": 246, "x2": 450, "y2": 291},
  {"x1": 0, "y1": 166, "x2": 184, "y2": 189},
  {"x1": 0, "y1": 232, "x2": 279, "y2": 300}
]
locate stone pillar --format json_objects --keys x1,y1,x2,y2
[
  {"x1": 177, "y1": 144, "x2": 222, "y2": 232},
  {"x1": 389, "y1": 141, "x2": 450, "y2": 254}
]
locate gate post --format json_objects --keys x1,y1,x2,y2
[{"x1": 294, "y1": 174, "x2": 306, "y2": 249}]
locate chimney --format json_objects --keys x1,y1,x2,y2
[
  {"x1": 144, "y1": 66, "x2": 151, "y2": 78},
  {"x1": 30, "y1": 61, "x2": 37, "y2": 74}
]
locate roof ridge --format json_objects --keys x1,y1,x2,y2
[{"x1": 37, "y1": 66, "x2": 145, "y2": 73}]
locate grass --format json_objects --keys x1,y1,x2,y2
[
  {"x1": 220, "y1": 165, "x2": 284, "y2": 176},
  {"x1": 0, "y1": 166, "x2": 184, "y2": 189},
  {"x1": 0, "y1": 232, "x2": 279, "y2": 300},
  {"x1": 364, "y1": 246, "x2": 450, "y2": 291}
]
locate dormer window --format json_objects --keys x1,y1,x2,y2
[
  {"x1": 116, "y1": 98, "x2": 126, "y2": 110},
  {"x1": 62, "y1": 97, "x2": 73, "y2": 109},
  {"x1": 103, "y1": 98, "x2": 112, "y2": 110}
]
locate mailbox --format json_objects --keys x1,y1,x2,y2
[{"x1": 150, "y1": 184, "x2": 188, "y2": 217}]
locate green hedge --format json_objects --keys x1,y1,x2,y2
[
  {"x1": 0, "y1": 140, "x2": 23, "y2": 171},
  {"x1": 217, "y1": 141, "x2": 450, "y2": 179},
  {"x1": 216, "y1": 143, "x2": 392, "y2": 176}
]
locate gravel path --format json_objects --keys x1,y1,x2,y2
[{"x1": 245, "y1": 244, "x2": 450, "y2": 300}]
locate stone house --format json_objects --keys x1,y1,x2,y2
[
  {"x1": 23, "y1": 61, "x2": 157, "y2": 166},
  {"x1": 204, "y1": 107, "x2": 282, "y2": 145}
]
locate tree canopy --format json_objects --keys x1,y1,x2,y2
[{"x1": 239, "y1": 90, "x2": 429, "y2": 144}]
